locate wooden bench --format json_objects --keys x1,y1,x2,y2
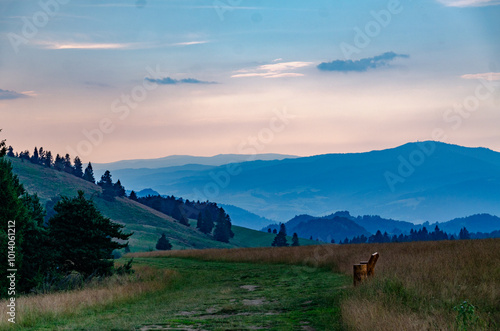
[{"x1": 353, "y1": 252, "x2": 379, "y2": 286}]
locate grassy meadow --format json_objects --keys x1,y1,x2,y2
[
  {"x1": 131, "y1": 238, "x2": 500, "y2": 330},
  {"x1": 2, "y1": 238, "x2": 498, "y2": 330},
  {"x1": 0, "y1": 265, "x2": 177, "y2": 330},
  {"x1": 1, "y1": 258, "x2": 349, "y2": 330}
]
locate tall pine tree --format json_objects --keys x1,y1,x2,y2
[
  {"x1": 54, "y1": 154, "x2": 64, "y2": 171},
  {"x1": 83, "y1": 162, "x2": 95, "y2": 183},
  {"x1": 31, "y1": 147, "x2": 39, "y2": 164},
  {"x1": 114, "y1": 180, "x2": 126, "y2": 197},
  {"x1": 271, "y1": 223, "x2": 289, "y2": 247},
  {"x1": 213, "y1": 209, "x2": 233, "y2": 243},
  {"x1": 63, "y1": 154, "x2": 73, "y2": 173},
  {"x1": 129, "y1": 190, "x2": 138, "y2": 201},
  {"x1": 73, "y1": 156, "x2": 83, "y2": 178},
  {"x1": 98, "y1": 170, "x2": 115, "y2": 201},
  {"x1": 38, "y1": 147, "x2": 45, "y2": 164},
  {"x1": 44, "y1": 151, "x2": 53, "y2": 168}
]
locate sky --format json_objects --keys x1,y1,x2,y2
[{"x1": 1, "y1": 0, "x2": 499, "y2": 163}]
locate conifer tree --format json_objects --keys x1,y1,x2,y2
[
  {"x1": 73, "y1": 156, "x2": 83, "y2": 178},
  {"x1": 155, "y1": 233, "x2": 172, "y2": 250},
  {"x1": 7, "y1": 146, "x2": 14, "y2": 157},
  {"x1": 83, "y1": 162, "x2": 95, "y2": 183},
  {"x1": 459, "y1": 227, "x2": 470, "y2": 240},
  {"x1": 129, "y1": 190, "x2": 138, "y2": 201},
  {"x1": 49, "y1": 191, "x2": 132, "y2": 276},
  {"x1": 44, "y1": 151, "x2": 53, "y2": 168},
  {"x1": 19, "y1": 193, "x2": 54, "y2": 292},
  {"x1": 19, "y1": 150, "x2": 30, "y2": 161},
  {"x1": 38, "y1": 147, "x2": 45, "y2": 163},
  {"x1": 271, "y1": 223, "x2": 289, "y2": 247},
  {"x1": 63, "y1": 153, "x2": 73, "y2": 173},
  {"x1": 0, "y1": 132, "x2": 6, "y2": 156},
  {"x1": 114, "y1": 180, "x2": 126, "y2": 197},
  {"x1": 214, "y1": 209, "x2": 232, "y2": 243},
  {"x1": 199, "y1": 208, "x2": 214, "y2": 234},
  {"x1": 54, "y1": 154, "x2": 64, "y2": 171},
  {"x1": 98, "y1": 170, "x2": 115, "y2": 201},
  {"x1": 31, "y1": 147, "x2": 39, "y2": 164},
  {"x1": 98, "y1": 170, "x2": 113, "y2": 187},
  {"x1": 291, "y1": 232, "x2": 300, "y2": 246}
]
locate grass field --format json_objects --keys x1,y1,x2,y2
[
  {"x1": 1, "y1": 258, "x2": 349, "y2": 330},
  {"x1": 132, "y1": 238, "x2": 500, "y2": 330},
  {"x1": 2, "y1": 239, "x2": 497, "y2": 330}
]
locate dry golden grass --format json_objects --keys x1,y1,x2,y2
[
  {"x1": 0, "y1": 265, "x2": 177, "y2": 329},
  {"x1": 131, "y1": 238, "x2": 500, "y2": 330},
  {"x1": 341, "y1": 298, "x2": 432, "y2": 331}
]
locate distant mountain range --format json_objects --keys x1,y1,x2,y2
[
  {"x1": 93, "y1": 153, "x2": 298, "y2": 173},
  {"x1": 263, "y1": 212, "x2": 500, "y2": 243},
  {"x1": 93, "y1": 141, "x2": 500, "y2": 225}
]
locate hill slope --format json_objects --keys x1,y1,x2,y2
[{"x1": 9, "y1": 157, "x2": 317, "y2": 251}]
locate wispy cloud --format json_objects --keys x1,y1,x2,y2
[
  {"x1": 171, "y1": 41, "x2": 209, "y2": 46},
  {"x1": 0, "y1": 89, "x2": 30, "y2": 100},
  {"x1": 36, "y1": 41, "x2": 136, "y2": 50},
  {"x1": 437, "y1": 0, "x2": 500, "y2": 7},
  {"x1": 145, "y1": 77, "x2": 217, "y2": 85},
  {"x1": 35, "y1": 40, "x2": 210, "y2": 50},
  {"x1": 232, "y1": 61, "x2": 313, "y2": 78},
  {"x1": 461, "y1": 72, "x2": 500, "y2": 81},
  {"x1": 317, "y1": 52, "x2": 409, "y2": 72}
]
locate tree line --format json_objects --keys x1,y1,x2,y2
[
  {"x1": 7, "y1": 145, "x2": 97, "y2": 183},
  {"x1": 269, "y1": 223, "x2": 300, "y2": 247},
  {"x1": 8, "y1": 145, "x2": 127, "y2": 202},
  {"x1": 135, "y1": 195, "x2": 234, "y2": 244},
  {"x1": 339, "y1": 225, "x2": 471, "y2": 245},
  {"x1": 1, "y1": 133, "x2": 131, "y2": 298}
]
